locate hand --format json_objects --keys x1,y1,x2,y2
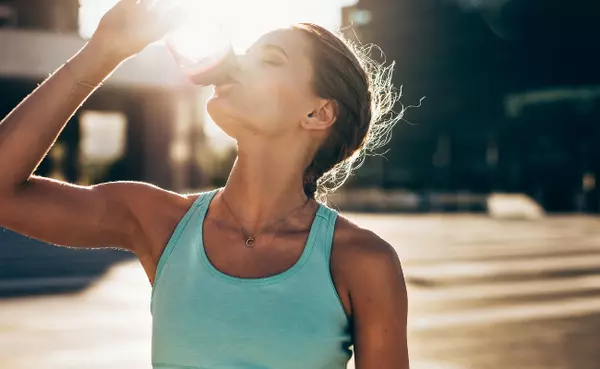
[{"x1": 89, "y1": 0, "x2": 185, "y2": 63}]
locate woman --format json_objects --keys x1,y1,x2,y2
[{"x1": 0, "y1": 1, "x2": 408, "y2": 368}]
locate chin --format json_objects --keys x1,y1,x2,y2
[
  {"x1": 206, "y1": 95, "x2": 278, "y2": 138},
  {"x1": 206, "y1": 96, "x2": 245, "y2": 139}
]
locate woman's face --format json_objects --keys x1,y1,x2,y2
[{"x1": 206, "y1": 28, "x2": 319, "y2": 140}]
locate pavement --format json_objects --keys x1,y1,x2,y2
[{"x1": 1, "y1": 213, "x2": 600, "y2": 368}]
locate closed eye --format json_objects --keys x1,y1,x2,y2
[
  {"x1": 246, "y1": 43, "x2": 289, "y2": 66},
  {"x1": 262, "y1": 58, "x2": 284, "y2": 66}
]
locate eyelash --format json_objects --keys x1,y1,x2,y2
[
  {"x1": 261, "y1": 58, "x2": 282, "y2": 66},
  {"x1": 263, "y1": 60, "x2": 281, "y2": 66},
  {"x1": 244, "y1": 49, "x2": 283, "y2": 66}
]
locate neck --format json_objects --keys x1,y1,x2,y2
[{"x1": 219, "y1": 139, "x2": 314, "y2": 233}]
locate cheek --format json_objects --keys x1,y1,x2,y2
[
  {"x1": 228, "y1": 86, "x2": 292, "y2": 125},
  {"x1": 258, "y1": 79, "x2": 313, "y2": 129},
  {"x1": 206, "y1": 96, "x2": 238, "y2": 136},
  {"x1": 205, "y1": 86, "x2": 279, "y2": 136},
  {"x1": 244, "y1": 83, "x2": 284, "y2": 122},
  {"x1": 207, "y1": 74, "x2": 313, "y2": 135}
]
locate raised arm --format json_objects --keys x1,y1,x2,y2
[{"x1": 0, "y1": 0, "x2": 184, "y2": 251}]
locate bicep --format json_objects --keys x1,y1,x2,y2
[
  {"x1": 0, "y1": 176, "x2": 141, "y2": 250},
  {"x1": 351, "y1": 240, "x2": 409, "y2": 369}
]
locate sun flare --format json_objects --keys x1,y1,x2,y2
[
  {"x1": 80, "y1": 0, "x2": 349, "y2": 49},
  {"x1": 79, "y1": 0, "x2": 353, "y2": 146}
]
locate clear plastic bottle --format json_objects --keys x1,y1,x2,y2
[{"x1": 165, "y1": 6, "x2": 238, "y2": 86}]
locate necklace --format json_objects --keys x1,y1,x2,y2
[{"x1": 220, "y1": 192, "x2": 310, "y2": 248}]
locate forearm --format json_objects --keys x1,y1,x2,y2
[{"x1": 0, "y1": 41, "x2": 122, "y2": 192}]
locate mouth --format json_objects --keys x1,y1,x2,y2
[{"x1": 214, "y1": 76, "x2": 239, "y2": 91}]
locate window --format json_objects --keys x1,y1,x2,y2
[
  {"x1": 80, "y1": 110, "x2": 127, "y2": 163},
  {"x1": 0, "y1": 4, "x2": 16, "y2": 28}
]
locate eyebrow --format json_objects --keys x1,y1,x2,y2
[{"x1": 247, "y1": 43, "x2": 289, "y2": 60}]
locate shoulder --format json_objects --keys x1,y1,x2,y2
[
  {"x1": 331, "y1": 213, "x2": 409, "y2": 367},
  {"x1": 95, "y1": 181, "x2": 202, "y2": 250},
  {"x1": 331, "y1": 213, "x2": 404, "y2": 280},
  {"x1": 330, "y1": 212, "x2": 407, "y2": 311},
  {"x1": 95, "y1": 181, "x2": 197, "y2": 221}
]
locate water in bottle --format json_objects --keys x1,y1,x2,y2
[{"x1": 165, "y1": 5, "x2": 238, "y2": 86}]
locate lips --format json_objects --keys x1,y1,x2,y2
[{"x1": 214, "y1": 81, "x2": 238, "y2": 94}]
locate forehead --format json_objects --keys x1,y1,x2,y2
[{"x1": 250, "y1": 28, "x2": 313, "y2": 65}]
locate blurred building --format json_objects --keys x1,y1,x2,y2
[
  {"x1": 342, "y1": 0, "x2": 600, "y2": 212},
  {"x1": 1, "y1": 0, "x2": 79, "y2": 32},
  {"x1": 0, "y1": 0, "x2": 210, "y2": 191}
]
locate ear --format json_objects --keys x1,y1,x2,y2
[{"x1": 301, "y1": 99, "x2": 338, "y2": 131}]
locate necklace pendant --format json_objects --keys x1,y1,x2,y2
[{"x1": 245, "y1": 237, "x2": 256, "y2": 248}]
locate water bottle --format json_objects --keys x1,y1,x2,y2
[{"x1": 166, "y1": 12, "x2": 238, "y2": 86}]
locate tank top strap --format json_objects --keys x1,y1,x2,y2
[
  {"x1": 317, "y1": 204, "x2": 339, "y2": 264},
  {"x1": 154, "y1": 191, "x2": 210, "y2": 273},
  {"x1": 196, "y1": 188, "x2": 220, "y2": 214},
  {"x1": 151, "y1": 188, "x2": 219, "y2": 303},
  {"x1": 301, "y1": 203, "x2": 338, "y2": 267}
]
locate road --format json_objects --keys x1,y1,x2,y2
[{"x1": 1, "y1": 214, "x2": 600, "y2": 368}]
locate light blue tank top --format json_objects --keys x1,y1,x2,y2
[{"x1": 150, "y1": 189, "x2": 353, "y2": 369}]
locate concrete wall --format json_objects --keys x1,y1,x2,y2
[{"x1": 0, "y1": 28, "x2": 193, "y2": 89}]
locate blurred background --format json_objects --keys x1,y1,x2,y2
[{"x1": 0, "y1": 0, "x2": 599, "y2": 368}]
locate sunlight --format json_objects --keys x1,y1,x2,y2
[
  {"x1": 79, "y1": 0, "x2": 353, "y2": 148},
  {"x1": 79, "y1": 0, "x2": 350, "y2": 51},
  {"x1": 165, "y1": 1, "x2": 230, "y2": 65}
]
